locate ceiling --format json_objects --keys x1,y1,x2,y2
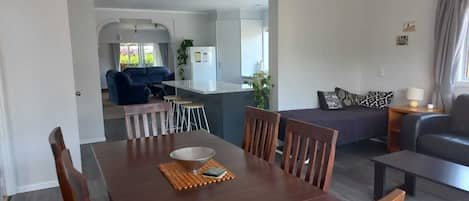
[{"x1": 94, "y1": 0, "x2": 268, "y2": 11}]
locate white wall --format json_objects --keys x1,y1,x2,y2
[
  {"x1": 0, "y1": 0, "x2": 81, "y2": 193},
  {"x1": 98, "y1": 43, "x2": 116, "y2": 89},
  {"x1": 270, "y1": 0, "x2": 439, "y2": 110},
  {"x1": 241, "y1": 20, "x2": 264, "y2": 77},
  {"x1": 271, "y1": 0, "x2": 365, "y2": 110},
  {"x1": 215, "y1": 9, "x2": 266, "y2": 83},
  {"x1": 216, "y1": 19, "x2": 242, "y2": 83},
  {"x1": 68, "y1": 0, "x2": 106, "y2": 144},
  {"x1": 96, "y1": 8, "x2": 214, "y2": 76},
  {"x1": 361, "y1": 0, "x2": 438, "y2": 106}
]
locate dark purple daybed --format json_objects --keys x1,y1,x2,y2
[{"x1": 278, "y1": 106, "x2": 388, "y2": 146}]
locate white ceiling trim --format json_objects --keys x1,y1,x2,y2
[{"x1": 95, "y1": 7, "x2": 209, "y2": 15}]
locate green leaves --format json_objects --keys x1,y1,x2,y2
[
  {"x1": 176, "y1": 39, "x2": 194, "y2": 80},
  {"x1": 252, "y1": 71, "x2": 271, "y2": 109}
]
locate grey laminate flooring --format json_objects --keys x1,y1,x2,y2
[
  {"x1": 10, "y1": 94, "x2": 469, "y2": 201},
  {"x1": 11, "y1": 139, "x2": 469, "y2": 201}
]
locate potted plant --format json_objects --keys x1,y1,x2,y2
[
  {"x1": 252, "y1": 71, "x2": 272, "y2": 110},
  {"x1": 176, "y1": 39, "x2": 194, "y2": 80}
]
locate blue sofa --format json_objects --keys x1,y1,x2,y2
[
  {"x1": 123, "y1": 67, "x2": 175, "y2": 97},
  {"x1": 106, "y1": 70, "x2": 151, "y2": 105}
]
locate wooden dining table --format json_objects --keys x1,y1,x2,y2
[{"x1": 92, "y1": 130, "x2": 339, "y2": 201}]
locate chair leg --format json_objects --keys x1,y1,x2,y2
[
  {"x1": 192, "y1": 109, "x2": 199, "y2": 130},
  {"x1": 202, "y1": 107, "x2": 210, "y2": 133},
  {"x1": 170, "y1": 102, "x2": 176, "y2": 131},
  {"x1": 187, "y1": 108, "x2": 192, "y2": 131},
  {"x1": 178, "y1": 104, "x2": 184, "y2": 133},
  {"x1": 197, "y1": 108, "x2": 203, "y2": 131}
]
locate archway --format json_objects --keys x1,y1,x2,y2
[{"x1": 97, "y1": 19, "x2": 174, "y2": 90}]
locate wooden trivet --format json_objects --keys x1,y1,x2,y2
[{"x1": 159, "y1": 159, "x2": 235, "y2": 190}]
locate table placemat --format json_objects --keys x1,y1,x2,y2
[{"x1": 159, "y1": 159, "x2": 236, "y2": 190}]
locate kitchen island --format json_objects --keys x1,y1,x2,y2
[{"x1": 163, "y1": 80, "x2": 255, "y2": 147}]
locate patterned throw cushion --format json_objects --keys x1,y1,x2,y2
[
  {"x1": 318, "y1": 91, "x2": 343, "y2": 110},
  {"x1": 334, "y1": 87, "x2": 364, "y2": 107},
  {"x1": 359, "y1": 91, "x2": 394, "y2": 109}
]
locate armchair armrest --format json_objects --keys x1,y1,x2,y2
[{"x1": 400, "y1": 113, "x2": 451, "y2": 151}]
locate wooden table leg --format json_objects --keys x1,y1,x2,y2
[
  {"x1": 404, "y1": 173, "x2": 416, "y2": 196},
  {"x1": 374, "y1": 163, "x2": 386, "y2": 200}
]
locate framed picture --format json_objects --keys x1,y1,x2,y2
[{"x1": 403, "y1": 21, "x2": 416, "y2": 32}]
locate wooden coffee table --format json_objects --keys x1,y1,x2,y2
[{"x1": 371, "y1": 151, "x2": 469, "y2": 200}]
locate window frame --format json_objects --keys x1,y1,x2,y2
[{"x1": 119, "y1": 43, "x2": 157, "y2": 68}]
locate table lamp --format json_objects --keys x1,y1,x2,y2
[{"x1": 407, "y1": 88, "x2": 424, "y2": 108}]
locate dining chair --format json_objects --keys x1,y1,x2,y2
[
  {"x1": 59, "y1": 149, "x2": 91, "y2": 201},
  {"x1": 281, "y1": 119, "x2": 338, "y2": 192},
  {"x1": 124, "y1": 102, "x2": 174, "y2": 139},
  {"x1": 49, "y1": 127, "x2": 71, "y2": 200},
  {"x1": 378, "y1": 189, "x2": 406, "y2": 201},
  {"x1": 242, "y1": 106, "x2": 280, "y2": 163}
]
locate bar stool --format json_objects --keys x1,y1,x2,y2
[
  {"x1": 173, "y1": 99, "x2": 193, "y2": 132},
  {"x1": 181, "y1": 102, "x2": 210, "y2": 133},
  {"x1": 163, "y1": 95, "x2": 181, "y2": 132}
]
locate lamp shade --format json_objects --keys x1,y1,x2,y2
[{"x1": 406, "y1": 88, "x2": 424, "y2": 101}]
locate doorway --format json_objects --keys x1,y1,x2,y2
[{"x1": 98, "y1": 19, "x2": 172, "y2": 141}]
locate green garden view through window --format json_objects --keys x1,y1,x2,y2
[{"x1": 120, "y1": 43, "x2": 156, "y2": 67}]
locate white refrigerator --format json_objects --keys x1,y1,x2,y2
[{"x1": 186, "y1": 46, "x2": 217, "y2": 81}]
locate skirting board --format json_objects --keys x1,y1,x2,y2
[
  {"x1": 80, "y1": 137, "x2": 106, "y2": 145},
  {"x1": 16, "y1": 180, "x2": 58, "y2": 194}
]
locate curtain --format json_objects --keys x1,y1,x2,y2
[
  {"x1": 159, "y1": 43, "x2": 169, "y2": 67},
  {"x1": 433, "y1": 0, "x2": 469, "y2": 111},
  {"x1": 110, "y1": 43, "x2": 121, "y2": 71}
]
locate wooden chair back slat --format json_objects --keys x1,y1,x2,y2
[
  {"x1": 60, "y1": 149, "x2": 90, "y2": 201},
  {"x1": 242, "y1": 106, "x2": 280, "y2": 163},
  {"x1": 281, "y1": 119, "x2": 338, "y2": 192},
  {"x1": 159, "y1": 112, "x2": 167, "y2": 135},
  {"x1": 151, "y1": 112, "x2": 158, "y2": 136},
  {"x1": 379, "y1": 189, "x2": 406, "y2": 201},
  {"x1": 125, "y1": 117, "x2": 133, "y2": 139},
  {"x1": 304, "y1": 140, "x2": 318, "y2": 182},
  {"x1": 133, "y1": 115, "x2": 141, "y2": 138},
  {"x1": 142, "y1": 113, "x2": 150, "y2": 137},
  {"x1": 124, "y1": 102, "x2": 173, "y2": 140}
]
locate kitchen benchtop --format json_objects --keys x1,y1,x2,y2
[{"x1": 162, "y1": 80, "x2": 253, "y2": 95}]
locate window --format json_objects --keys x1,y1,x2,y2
[{"x1": 119, "y1": 43, "x2": 162, "y2": 69}]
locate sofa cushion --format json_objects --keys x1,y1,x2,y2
[
  {"x1": 450, "y1": 95, "x2": 469, "y2": 136},
  {"x1": 318, "y1": 91, "x2": 343, "y2": 110},
  {"x1": 359, "y1": 91, "x2": 393, "y2": 109},
  {"x1": 417, "y1": 133, "x2": 469, "y2": 166},
  {"x1": 334, "y1": 87, "x2": 363, "y2": 107}
]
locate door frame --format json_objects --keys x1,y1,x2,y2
[{"x1": 0, "y1": 45, "x2": 18, "y2": 196}]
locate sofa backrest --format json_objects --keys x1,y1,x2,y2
[
  {"x1": 123, "y1": 68, "x2": 149, "y2": 85},
  {"x1": 147, "y1": 66, "x2": 171, "y2": 83},
  {"x1": 450, "y1": 94, "x2": 469, "y2": 135},
  {"x1": 123, "y1": 67, "x2": 173, "y2": 85}
]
